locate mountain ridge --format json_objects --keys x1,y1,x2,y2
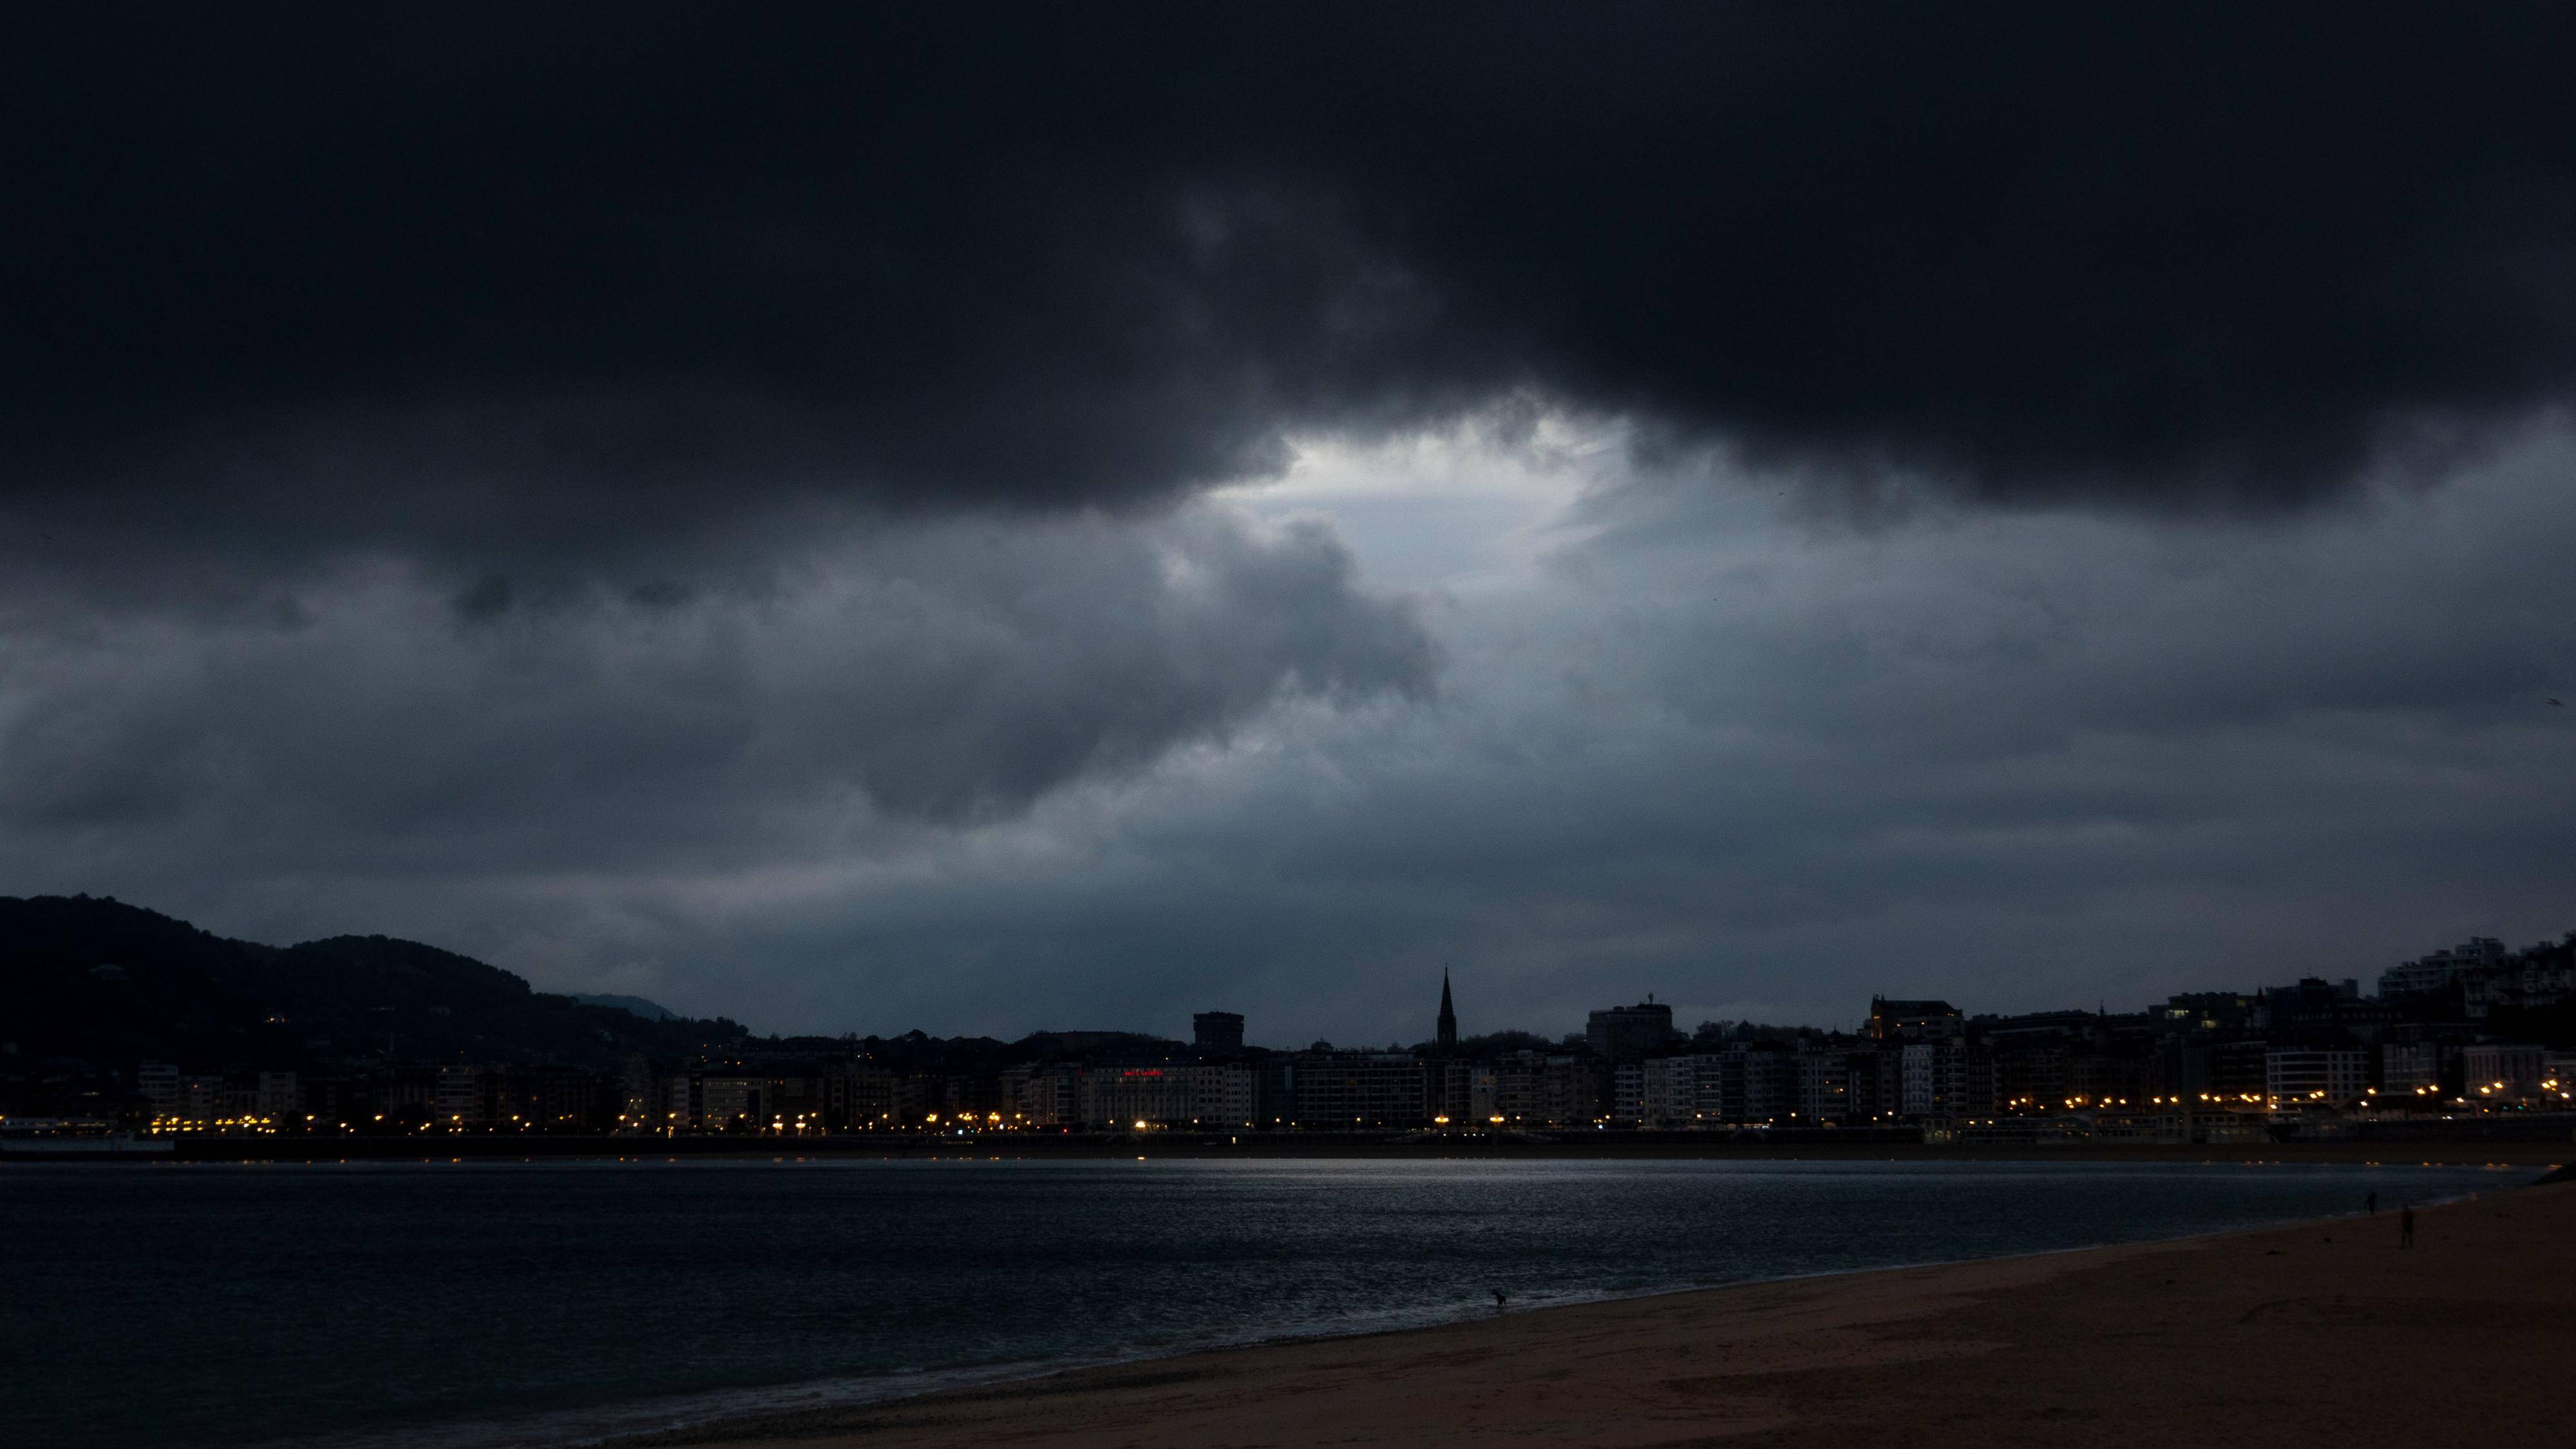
[{"x1": 0, "y1": 893, "x2": 746, "y2": 1070}]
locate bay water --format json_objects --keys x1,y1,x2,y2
[{"x1": 0, "y1": 1155, "x2": 2513, "y2": 1448}]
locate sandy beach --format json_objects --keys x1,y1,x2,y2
[{"x1": 649, "y1": 1173, "x2": 2575, "y2": 1449}]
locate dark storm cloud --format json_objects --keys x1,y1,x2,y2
[
  {"x1": 6, "y1": 6, "x2": 2575, "y2": 1040},
  {"x1": 8, "y1": 3, "x2": 2576, "y2": 560},
  {"x1": 0, "y1": 510, "x2": 1433, "y2": 835}
]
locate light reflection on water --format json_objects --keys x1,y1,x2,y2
[{"x1": 0, "y1": 1155, "x2": 2513, "y2": 1448}]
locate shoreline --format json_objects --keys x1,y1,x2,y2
[
  {"x1": 620, "y1": 1173, "x2": 2573, "y2": 1449},
  {"x1": 20, "y1": 1136, "x2": 2571, "y2": 1167}
]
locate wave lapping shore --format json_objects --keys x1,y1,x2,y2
[{"x1": 647, "y1": 1180, "x2": 2576, "y2": 1449}]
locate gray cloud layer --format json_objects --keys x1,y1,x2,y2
[
  {"x1": 5, "y1": 10, "x2": 2574, "y2": 1037},
  {"x1": 8, "y1": 430, "x2": 2568, "y2": 1039},
  {"x1": 0, "y1": 511, "x2": 1432, "y2": 846}
]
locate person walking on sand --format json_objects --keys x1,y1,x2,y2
[
  {"x1": 2366, "y1": 1191, "x2": 2378, "y2": 1215},
  {"x1": 2400, "y1": 1204, "x2": 2415, "y2": 1248}
]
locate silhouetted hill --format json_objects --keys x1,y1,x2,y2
[
  {"x1": 0, "y1": 894, "x2": 747, "y2": 1070},
  {"x1": 571, "y1": 993, "x2": 679, "y2": 1021}
]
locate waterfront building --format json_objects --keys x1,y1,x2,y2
[
  {"x1": 2461, "y1": 1043, "x2": 2548, "y2": 1099},
  {"x1": 1740, "y1": 1044, "x2": 1794, "y2": 1121},
  {"x1": 697, "y1": 1075, "x2": 765, "y2": 1128},
  {"x1": 166, "y1": 1073, "x2": 230, "y2": 1124},
  {"x1": 2157, "y1": 992, "x2": 2263, "y2": 1034},
  {"x1": 1078, "y1": 1065, "x2": 1188, "y2": 1127},
  {"x1": 2207, "y1": 1039, "x2": 2270, "y2": 1101},
  {"x1": 1688, "y1": 1051, "x2": 1744, "y2": 1124},
  {"x1": 2265, "y1": 978, "x2": 2395, "y2": 1041},
  {"x1": 1430, "y1": 1057, "x2": 1473, "y2": 1124},
  {"x1": 1074, "y1": 1062, "x2": 1258, "y2": 1128},
  {"x1": 831, "y1": 1063, "x2": 904, "y2": 1127},
  {"x1": 366, "y1": 1066, "x2": 437, "y2": 1119},
  {"x1": 1865, "y1": 997, "x2": 1964, "y2": 1041},
  {"x1": 2495, "y1": 945, "x2": 2576, "y2": 1012},
  {"x1": 256, "y1": 1071, "x2": 299, "y2": 1122},
  {"x1": 137, "y1": 1062, "x2": 179, "y2": 1117},
  {"x1": 2380, "y1": 1041, "x2": 2442, "y2": 1094},
  {"x1": 1001, "y1": 1062, "x2": 1075, "y2": 1128},
  {"x1": 618, "y1": 1055, "x2": 656, "y2": 1129},
  {"x1": 2148, "y1": 1037, "x2": 2212, "y2": 1101},
  {"x1": 1634, "y1": 1045, "x2": 1866, "y2": 1128},
  {"x1": 433, "y1": 1065, "x2": 484, "y2": 1126},
  {"x1": 1291, "y1": 1054, "x2": 1437, "y2": 1127},
  {"x1": 1791, "y1": 1047, "x2": 1852, "y2": 1122},
  {"x1": 1899, "y1": 1041, "x2": 1994, "y2": 1118},
  {"x1": 2362, "y1": 933, "x2": 2575, "y2": 1018},
  {"x1": 2378, "y1": 938, "x2": 2507, "y2": 1000},
  {"x1": 2262, "y1": 1048, "x2": 2366, "y2": 1106},
  {"x1": 1192, "y1": 1011, "x2": 1245, "y2": 1055},
  {"x1": 1994, "y1": 1043, "x2": 2069, "y2": 1112},
  {"x1": 1472, "y1": 1052, "x2": 1600, "y2": 1127},
  {"x1": 1978, "y1": 1010, "x2": 2104, "y2": 1046},
  {"x1": 1610, "y1": 1062, "x2": 1645, "y2": 1125},
  {"x1": 1851, "y1": 1048, "x2": 1902, "y2": 1119},
  {"x1": 2066, "y1": 1052, "x2": 2148, "y2": 1110},
  {"x1": 1587, "y1": 999, "x2": 1676, "y2": 1061},
  {"x1": 1638, "y1": 1055, "x2": 1698, "y2": 1127}
]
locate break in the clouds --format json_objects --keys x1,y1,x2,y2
[{"x1": 3, "y1": 9, "x2": 2574, "y2": 1038}]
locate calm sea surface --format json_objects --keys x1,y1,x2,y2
[{"x1": 0, "y1": 1155, "x2": 2514, "y2": 1449}]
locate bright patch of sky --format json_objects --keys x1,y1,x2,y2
[{"x1": 1218, "y1": 412, "x2": 1623, "y2": 594}]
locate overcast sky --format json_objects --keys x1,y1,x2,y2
[{"x1": 5, "y1": 6, "x2": 2573, "y2": 1043}]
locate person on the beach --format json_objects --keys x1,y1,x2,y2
[
  {"x1": 2365, "y1": 1191, "x2": 2378, "y2": 1215},
  {"x1": 2400, "y1": 1205, "x2": 2414, "y2": 1247},
  {"x1": 1492, "y1": 1288, "x2": 1510, "y2": 1312}
]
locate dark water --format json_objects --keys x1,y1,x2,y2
[{"x1": 0, "y1": 1155, "x2": 2512, "y2": 1449}]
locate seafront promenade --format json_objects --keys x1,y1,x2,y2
[{"x1": 62, "y1": 1131, "x2": 2575, "y2": 1166}]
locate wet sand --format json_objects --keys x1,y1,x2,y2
[{"x1": 647, "y1": 1175, "x2": 2575, "y2": 1448}]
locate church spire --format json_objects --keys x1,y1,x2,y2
[{"x1": 1437, "y1": 969, "x2": 1458, "y2": 1053}]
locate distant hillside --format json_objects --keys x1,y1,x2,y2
[
  {"x1": 571, "y1": 993, "x2": 679, "y2": 1021},
  {"x1": 0, "y1": 895, "x2": 748, "y2": 1070}
]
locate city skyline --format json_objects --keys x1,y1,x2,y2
[
  {"x1": 17, "y1": 888, "x2": 2569, "y2": 1053},
  {"x1": 13, "y1": 892, "x2": 2569, "y2": 1141}
]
